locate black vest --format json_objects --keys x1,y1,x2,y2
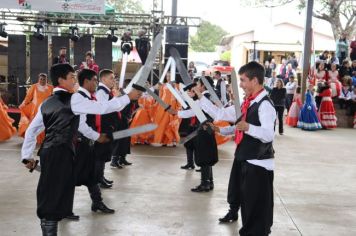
[
  {"x1": 40, "y1": 90, "x2": 79, "y2": 152},
  {"x1": 234, "y1": 95, "x2": 275, "y2": 161},
  {"x1": 77, "y1": 91, "x2": 96, "y2": 132},
  {"x1": 97, "y1": 86, "x2": 119, "y2": 133}
]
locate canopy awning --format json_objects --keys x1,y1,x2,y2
[{"x1": 242, "y1": 42, "x2": 302, "y2": 52}]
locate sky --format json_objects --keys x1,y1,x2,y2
[{"x1": 140, "y1": 0, "x2": 333, "y2": 36}]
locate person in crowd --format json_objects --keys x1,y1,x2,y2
[
  {"x1": 336, "y1": 33, "x2": 349, "y2": 64},
  {"x1": 264, "y1": 61, "x2": 272, "y2": 78},
  {"x1": 318, "y1": 84, "x2": 337, "y2": 129},
  {"x1": 350, "y1": 38, "x2": 356, "y2": 61},
  {"x1": 265, "y1": 71, "x2": 277, "y2": 94},
  {"x1": 338, "y1": 76, "x2": 352, "y2": 110},
  {"x1": 0, "y1": 95, "x2": 16, "y2": 141},
  {"x1": 270, "y1": 78, "x2": 286, "y2": 134},
  {"x1": 328, "y1": 51, "x2": 339, "y2": 67},
  {"x1": 297, "y1": 89, "x2": 322, "y2": 131},
  {"x1": 188, "y1": 61, "x2": 197, "y2": 76},
  {"x1": 284, "y1": 63, "x2": 295, "y2": 84},
  {"x1": 52, "y1": 46, "x2": 68, "y2": 64},
  {"x1": 270, "y1": 58, "x2": 277, "y2": 70},
  {"x1": 328, "y1": 63, "x2": 341, "y2": 98},
  {"x1": 285, "y1": 75, "x2": 297, "y2": 112},
  {"x1": 339, "y1": 60, "x2": 352, "y2": 78},
  {"x1": 18, "y1": 73, "x2": 53, "y2": 144},
  {"x1": 286, "y1": 87, "x2": 302, "y2": 127},
  {"x1": 79, "y1": 51, "x2": 99, "y2": 74}
]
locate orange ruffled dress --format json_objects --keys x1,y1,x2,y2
[
  {"x1": 18, "y1": 84, "x2": 53, "y2": 143},
  {"x1": 0, "y1": 98, "x2": 16, "y2": 141}
]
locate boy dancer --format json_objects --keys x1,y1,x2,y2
[{"x1": 21, "y1": 64, "x2": 142, "y2": 235}]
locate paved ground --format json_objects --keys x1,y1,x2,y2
[{"x1": 0, "y1": 126, "x2": 355, "y2": 236}]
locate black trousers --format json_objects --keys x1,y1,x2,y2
[
  {"x1": 37, "y1": 146, "x2": 75, "y2": 221},
  {"x1": 274, "y1": 106, "x2": 284, "y2": 134},
  {"x1": 238, "y1": 161, "x2": 274, "y2": 236},
  {"x1": 200, "y1": 166, "x2": 213, "y2": 183},
  {"x1": 95, "y1": 160, "x2": 105, "y2": 183},
  {"x1": 285, "y1": 94, "x2": 294, "y2": 112},
  {"x1": 227, "y1": 158, "x2": 241, "y2": 212},
  {"x1": 185, "y1": 147, "x2": 195, "y2": 166}
]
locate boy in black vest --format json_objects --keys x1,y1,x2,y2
[
  {"x1": 95, "y1": 69, "x2": 121, "y2": 188},
  {"x1": 177, "y1": 76, "x2": 218, "y2": 192},
  {"x1": 111, "y1": 79, "x2": 138, "y2": 167},
  {"x1": 21, "y1": 64, "x2": 142, "y2": 235},
  {"x1": 74, "y1": 69, "x2": 116, "y2": 216},
  {"x1": 212, "y1": 62, "x2": 276, "y2": 235}
]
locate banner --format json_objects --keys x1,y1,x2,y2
[{"x1": 2, "y1": 0, "x2": 105, "y2": 14}]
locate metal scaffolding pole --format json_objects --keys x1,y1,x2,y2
[{"x1": 301, "y1": 0, "x2": 314, "y2": 103}]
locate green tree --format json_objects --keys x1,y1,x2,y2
[
  {"x1": 190, "y1": 21, "x2": 228, "y2": 52},
  {"x1": 107, "y1": 0, "x2": 146, "y2": 14},
  {"x1": 241, "y1": 0, "x2": 355, "y2": 41}
]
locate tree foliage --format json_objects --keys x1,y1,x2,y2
[
  {"x1": 240, "y1": 0, "x2": 356, "y2": 41},
  {"x1": 106, "y1": 0, "x2": 146, "y2": 14},
  {"x1": 190, "y1": 21, "x2": 228, "y2": 52}
]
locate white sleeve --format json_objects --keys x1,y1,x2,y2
[
  {"x1": 71, "y1": 93, "x2": 130, "y2": 115},
  {"x1": 245, "y1": 100, "x2": 276, "y2": 143},
  {"x1": 95, "y1": 89, "x2": 109, "y2": 102},
  {"x1": 78, "y1": 114, "x2": 100, "y2": 141},
  {"x1": 219, "y1": 126, "x2": 235, "y2": 136},
  {"x1": 178, "y1": 109, "x2": 195, "y2": 118},
  {"x1": 21, "y1": 109, "x2": 45, "y2": 160},
  {"x1": 199, "y1": 96, "x2": 236, "y2": 123}
]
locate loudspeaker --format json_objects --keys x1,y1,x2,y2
[
  {"x1": 30, "y1": 35, "x2": 48, "y2": 83},
  {"x1": 73, "y1": 35, "x2": 92, "y2": 69},
  {"x1": 95, "y1": 37, "x2": 112, "y2": 70},
  {"x1": 165, "y1": 26, "x2": 189, "y2": 44},
  {"x1": 164, "y1": 44, "x2": 188, "y2": 59}
]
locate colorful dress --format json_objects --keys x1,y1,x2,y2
[
  {"x1": 151, "y1": 83, "x2": 181, "y2": 146},
  {"x1": 0, "y1": 98, "x2": 16, "y2": 141},
  {"x1": 297, "y1": 91, "x2": 322, "y2": 130},
  {"x1": 18, "y1": 83, "x2": 53, "y2": 143},
  {"x1": 286, "y1": 93, "x2": 302, "y2": 127},
  {"x1": 130, "y1": 93, "x2": 155, "y2": 145},
  {"x1": 318, "y1": 88, "x2": 337, "y2": 129}
]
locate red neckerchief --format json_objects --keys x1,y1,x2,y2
[
  {"x1": 234, "y1": 89, "x2": 264, "y2": 145},
  {"x1": 90, "y1": 93, "x2": 102, "y2": 133}
]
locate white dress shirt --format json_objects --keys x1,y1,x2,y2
[
  {"x1": 285, "y1": 81, "x2": 297, "y2": 95},
  {"x1": 199, "y1": 96, "x2": 236, "y2": 123},
  {"x1": 96, "y1": 82, "x2": 111, "y2": 102},
  {"x1": 204, "y1": 90, "x2": 276, "y2": 171},
  {"x1": 21, "y1": 87, "x2": 130, "y2": 160}
]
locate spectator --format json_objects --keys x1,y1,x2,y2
[
  {"x1": 328, "y1": 51, "x2": 339, "y2": 67},
  {"x1": 79, "y1": 51, "x2": 99, "y2": 74},
  {"x1": 52, "y1": 46, "x2": 68, "y2": 64},
  {"x1": 339, "y1": 60, "x2": 352, "y2": 78},
  {"x1": 188, "y1": 61, "x2": 197, "y2": 75},
  {"x1": 336, "y1": 33, "x2": 349, "y2": 64},
  {"x1": 264, "y1": 61, "x2": 272, "y2": 78},
  {"x1": 328, "y1": 63, "x2": 341, "y2": 97},
  {"x1": 285, "y1": 75, "x2": 297, "y2": 112},
  {"x1": 288, "y1": 54, "x2": 299, "y2": 70},
  {"x1": 279, "y1": 58, "x2": 287, "y2": 79},
  {"x1": 270, "y1": 78, "x2": 286, "y2": 135},
  {"x1": 351, "y1": 60, "x2": 356, "y2": 77},
  {"x1": 265, "y1": 70, "x2": 277, "y2": 93},
  {"x1": 284, "y1": 63, "x2": 295, "y2": 84},
  {"x1": 314, "y1": 62, "x2": 328, "y2": 86},
  {"x1": 351, "y1": 38, "x2": 356, "y2": 61},
  {"x1": 270, "y1": 58, "x2": 277, "y2": 70},
  {"x1": 339, "y1": 76, "x2": 352, "y2": 110}
]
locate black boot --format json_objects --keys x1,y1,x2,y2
[
  {"x1": 181, "y1": 164, "x2": 195, "y2": 170},
  {"x1": 218, "y1": 209, "x2": 238, "y2": 223},
  {"x1": 110, "y1": 156, "x2": 123, "y2": 169},
  {"x1": 119, "y1": 155, "x2": 132, "y2": 165},
  {"x1": 191, "y1": 167, "x2": 210, "y2": 192},
  {"x1": 99, "y1": 178, "x2": 112, "y2": 189},
  {"x1": 91, "y1": 201, "x2": 115, "y2": 214},
  {"x1": 103, "y1": 176, "x2": 113, "y2": 184},
  {"x1": 65, "y1": 212, "x2": 80, "y2": 221},
  {"x1": 40, "y1": 219, "x2": 58, "y2": 236}
]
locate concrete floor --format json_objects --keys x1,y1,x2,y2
[{"x1": 0, "y1": 126, "x2": 355, "y2": 236}]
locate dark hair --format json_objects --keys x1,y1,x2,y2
[
  {"x1": 198, "y1": 76, "x2": 214, "y2": 89},
  {"x1": 99, "y1": 69, "x2": 114, "y2": 79},
  {"x1": 238, "y1": 61, "x2": 265, "y2": 85},
  {"x1": 85, "y1": 51, "x2": 93, "y2": 58},
  {"x1": 215, "y1": 71, "x2": 221, "y2": 76},
  {"x1": 38, "y1": 73, "x2": 47, "y2": 78},
  {"x1": 60, "y1": 46, "x2": 66, "y2": 50},
  {"x1": 77, "y1": 69, "x2": 97, "y2": 86},
  {"x1": 296, "y1": 86, "x2": 301, "y2": 94},
  {"x1": 50, "y1": 63, "x2": 75, "y2": 86}
]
